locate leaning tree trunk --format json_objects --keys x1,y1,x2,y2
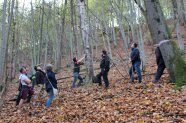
[
  {"x1": 135, "y1": 0, "x2": 186, "y2": 84},
  {"x1": 144, "y1": 0, "x2": 170, "y2": 44},
  {"x1": 76, "y1": 0, "x2": 94, "y2": 83}
]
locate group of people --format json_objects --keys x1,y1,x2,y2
[
  {"x1": 71, "y1": 42, "x2": 166, "y2": 89},
  {"x1": 128, "y1": 42, "x2": 165, "y2": 84},
  {"x1": 17, "y1": 42, "x2": 166, "y2": 109},
  {"x1": 17, "y1": 64, "x2": 58, "y2": 109},
  {"x1": 71, "y1": 49, "x2": 110, "y2": 89}
]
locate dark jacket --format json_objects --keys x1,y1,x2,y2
[
  {"x1": 35, "y1": 70, "x2": 45, "y2": 84},
  {"x1": 45, "y1": 70, "x2": 57, "y2": 92},
  {"x1": 73, "y1": 62, "x2": 83, "y2": 73},
  {"x1": 100, "y1": 55, "x2": 110, "y2": 71},
  {"x1": 155, "y1": 47, "x2": 165, "y2": 66},
  {"x1": 130, "y1": 48, "x2": 141, "y2": 64}
]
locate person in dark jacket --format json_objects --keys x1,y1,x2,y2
[
  {"x1": 32, "y1": 65, "x2": 45, "y2": 88},
  {"x1": 31, "y1": 65, "x2": 46, "y2": 105},
  {"x1": 129, "y1": 43, "x2": 142, "y2": 83},
  {"x1": 72, "y1": 55, "x2": 85, "y2": 88},
  {"x1": 96, "y1": 50, "x2": 110, "y2": 88},
  {"x1": 45, "y1": 64, "x2": 57, "y2": 108},
  {"x1": 152, "y1": 46, "x2": 166, "y2": 83}
]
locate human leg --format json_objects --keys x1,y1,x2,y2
[
  {"x1": 154, "y1": 63, "x2": 166, "y2": 82},
  {"x1": 134, "y1": 61, "x2": 142, "y2": 82},
  {"x1": 18, "y1": 87, "x2": 29, "y2": 108},
  {"x1": 103, "y1": 70, "x2": 109, "y2": 88},
  {"x1": 129, "y1": 65, "x2": 134, "y2": 82},
  {"x1": 96, "y1": 71, "x2": 103, "y2": 86},
  {"x1": 77, "y1": 74, "x2": 83, "y2": 87},
  {"x1": 72, "y1": 72, "x2": 78, "y2": 88},
  {"x1": 45, "y1": 89, "x2": 54, "y2": 108}
]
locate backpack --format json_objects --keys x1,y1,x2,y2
[{"x1": 35, "y1": 70, "x2": 45, "y2": 84}]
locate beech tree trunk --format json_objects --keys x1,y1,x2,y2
[
  {"x1": 0, "y1": 0, "x2": 8, "y2": 106},
  {"x1": 76, "y1": 0, "x2": 94, "y2": 83},
  {"x1": 144, "y1": 0, "x2": 170, "y2": 44}
]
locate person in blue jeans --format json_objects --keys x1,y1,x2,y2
[
  {"x1": 72, "y1": 55, "x2": 85, "y2": 88},
  {"x1": 129, "y1": 43, "x2": 142, "y2": 83},
  {"x1": 45, "y1": 64, "x2": 57, "y2": 108}
]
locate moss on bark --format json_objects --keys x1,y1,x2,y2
[{"x1": 171, "y1": 41, "x2": 186, "y2": 89}]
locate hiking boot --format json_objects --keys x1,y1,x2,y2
[
  {"x1": 105, "y1": 86, "x2": 109, "y2": 90},
  {"x1": 152, "y1": 79, "x2": 159, "y2": 83},
  {"x1": 130, "y1": 80, "x2": 134, "y2": 83}
]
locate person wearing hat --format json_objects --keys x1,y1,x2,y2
[
  {"x1": 45, "y1": 64, "x2": 58, "y2": 108},
  {"x1": 129, "y1": 43, "x2": 142, "y2": 83},
  {"x1": 96, "y1": 50, "x2": 110, "y2": 89},
  {"x1": 152, "y1": 44, "x2": 166, "y2": 83},
  {"x1": 72, "y1": 55, "x2": 85, "y2": 88}
]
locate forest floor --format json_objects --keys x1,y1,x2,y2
[{"x1": 0, "y1": 34, "x2": 186, "y2": 122}]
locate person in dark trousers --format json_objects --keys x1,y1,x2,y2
[
  {"x1": 72, "y1": 55, "x2": 85, "y2": 88},
  {"x1": 32, "y1": 65, "x2": 46, "y2": 105},
  {"x1": 45, "y1": 64, "x2": 58, "y2": 108},
  {"x1": 18, "y1": 67, "x2": 34, "y2": 109},
  {"x1": 16, "y1": 66, "x2": 32, "y2": 106},
  {"x1": 129, "y1": 43, "x2": 142, "y2": 83},
  {"x1": 152, "y1": 46, "x2": 166, "y2": 83},
  {"x1": 96, "y1": 50, "x2": 110, "y2": 88}
]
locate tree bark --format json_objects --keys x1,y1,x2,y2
[
  {"x1": 144, "y1": 0, "x2": 170, "y2": 44},
  {"x1": 110, "y1": 0, "x2": 129, "y2": 58},
  {"x1": 70, "y1": 0, "x2": 79, "y2": 57},
  {"x1": 76, "y1": 0, "x2": 94, "y2": 83},
  {"x1": 159, "y1": 40, "x2": 176, "y2": 82},
  {"x1": 56, "y1": 0, "x2": 68, "y2": 69},
  {"x1": 38, "y1": 0, "x2": 45, "y2": 63},
  {"x1": 0, "y1": 0, "x2": 8, "y2": 106},
  {"x1": 172, "y1": 0, "x2": 184, "y2": 51}
]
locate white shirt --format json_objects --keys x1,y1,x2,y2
[{"x1": 19, "y1": 74, "x2": 30, "y2": 86}]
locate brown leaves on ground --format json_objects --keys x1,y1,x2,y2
[
  {"x1": 0, "y1": 49, "x2": 186, "y2": 123},
  {"x1": 0, "y1": 78, "x2": 186, "y2": 123}
]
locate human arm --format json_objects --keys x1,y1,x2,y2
[
  {"x1": 22, "y1": 75, "x2": 31, "y2": 85},
  {"x1": 77, "y1": 54, "x2": 86, "y2": 64}
]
